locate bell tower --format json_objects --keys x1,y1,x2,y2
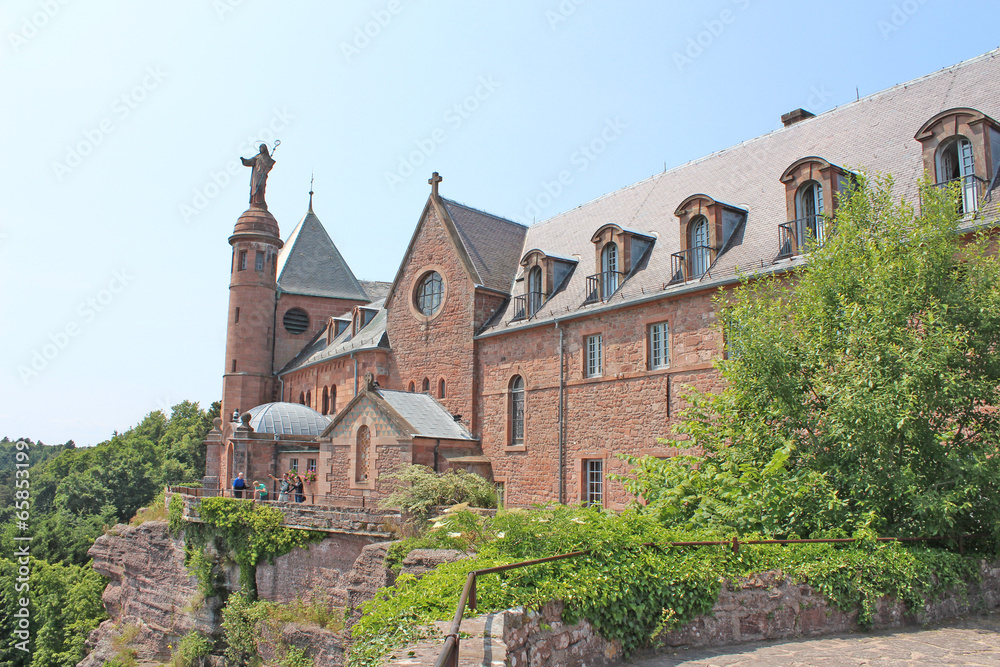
[{"x1": 221, "y1": 145, "x2": 283, "y2": 425}]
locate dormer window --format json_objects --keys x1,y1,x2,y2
[
  {"x1": 796, "y1": 181, "x2": 825, "y2": 246},
  {"x1": 527, "y1": 266, "x2": 543, "y2": 316},
  {"x1": 600, "y1": 242, "x2": 620, "y2": 296},
  {"x1": 512, "y1": 250, "x2": 578, "y2": 320},
  {"x1": 688, "y1": 216, "x2": 710, "y2": 277},
  {"x1": 936, "y1": 136, "x2": 977, "y2": 214},
  {"x1": 915, "y1": 107, "x2": 1000, "y2": 216},
  {"x1": 778, "y1": 158, "x2": 850, "y2": 258},
  {"x1": 586, "y1": 225, "x2": 654, "y2": 303},
  {"x1": 671, "y1": 194, "x2": 746, "y2": 282}
]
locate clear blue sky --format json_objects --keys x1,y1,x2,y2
[{"x1": 1, "y1": 1, "x2": 997, "y2": 446}]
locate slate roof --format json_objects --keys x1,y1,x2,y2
[
  {"x1": 375, "y1": 389, "x2": 477, "y2": 440},
  {"x1": 277, "y1": 302, "x2": 389, "y2": 376},
  {"x1": 440, "y1": 198, "x2": 528, "y2": 294},
  {"x1": 359, "y1": 280, "x2": 392, "y2": 303},
  {"x1": 245, "y1": 402, "x2": 331, "y2": 436},
  {"x1": 479, "y1": 49, "x2": 1000, "y2": 337},
  {"x1": 276, "y1": 203, "x2": 370, "y2": 300}
]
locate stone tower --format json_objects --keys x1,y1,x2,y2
[{"x1": 221, "y1": 203, "x2": 283, "y2": 425}]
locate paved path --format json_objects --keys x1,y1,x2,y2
[{"x1": 631, "y1": 612, "x2": 1000, "y2": 667}]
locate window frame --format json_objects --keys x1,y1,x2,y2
[
  {"x1": 648, "y1": 321, "x2": 670, "y2": 371},
  {"x1": 585, "y1": 334, "x2": 603, "y2": 378},
  {"x1": 414, "y1": 271, "x2": 444, "y2": 317},
  {"x1": 355, "y1": 425, "x2": 371, "y2": 483},
  {"x1": 584, "y1": 458, "x2": 604, "y2": 507},
  {"x1": 509, "y1": 375, "x2": 525, "y2": 447}
]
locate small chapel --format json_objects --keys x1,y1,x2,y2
[{"x1": 203, "y1": 50, "x2": 1000, "y2": 508}]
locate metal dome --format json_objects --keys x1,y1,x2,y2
[{"x1": 244, "y1": 402, "x2": 330, "y2": 436}]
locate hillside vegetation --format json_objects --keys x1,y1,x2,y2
[{"x1": 0, "y1": 400, "x2": 217, "y2": 667}]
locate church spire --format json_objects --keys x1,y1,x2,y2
[{"x1": 308, "y1": 172, "x2": 315, "y2": 213}]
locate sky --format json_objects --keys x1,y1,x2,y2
[{"x1": 1, "y1": 0, "x2": 997, "y2": 446}]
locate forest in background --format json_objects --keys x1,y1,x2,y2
[{"x1": 0, "y1": 400, "x2": 218, "y2": 667}]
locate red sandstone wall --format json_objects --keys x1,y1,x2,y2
[
  {"x1": 476, "y1": 288, "x2": 727, "y2": 508},
  {"x1": 281, "y1": 349, "x2": 391, "y2": 414},
  {"x1": 273, "y1": 293, "x2": 366, "y2": 372},
  {"x1": 386, "y1": 203, "x2": 481, "y2": 429}
]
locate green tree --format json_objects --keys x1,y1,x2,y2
[{"x1": 627, "y1": 175, "x2": 1000, "y2": 542}]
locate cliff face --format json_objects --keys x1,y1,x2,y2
[
  {"x1": 77, "y1": 519, "x2": 399, "y2": 667},
  {"x1": 78, "y1": 520, "x2": 219, "y2": 667}
]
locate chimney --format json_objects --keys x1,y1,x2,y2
[{"x1": 781, "y1": 108, "x2": 815, "y2": 127}]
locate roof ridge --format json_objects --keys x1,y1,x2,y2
[{"x1": 441, "y1": 197, "x2": 528, "y2": 229}]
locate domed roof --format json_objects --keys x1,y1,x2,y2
[
  {"x1": 232, "y1": 205, "x2": 280, "y2": 238},
  {"x1": 244, "y1": 402, "x2": 330, "y2": 436}
]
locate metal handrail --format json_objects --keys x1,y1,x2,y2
[
  {"x1": 669, "y1": 245, "x2": 713, "y2": 283},
  {"x1": 933, "y1": 174, "x2": 988, "y2": 214},
  {"x1": 165, "y1": 485, "x2": 371, "y2": 508},
  {"x1": 511, "y1": 291, "x2": 548, "y2": 321},
  {"x1": 584, "y1": 271, "x2": 625, "y2": 304},
  {"x1": 432, "y1": 532, "x2": 982, "y2": 667}
]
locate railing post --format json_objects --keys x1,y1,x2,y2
[
  {"x1": 469, "y1": 575, "x2": 477, "y2": 611},
  {"x1": 732, "y1": 536, "x2": 739, "y2": 554}
]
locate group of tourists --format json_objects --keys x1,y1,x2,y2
[{"x1": 230, "y1": 471, "x2": 306, "y2": 503}]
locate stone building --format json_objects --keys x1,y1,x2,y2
[{"x1": 204, "y1": 50, "x2": 1000, "y2": 508}]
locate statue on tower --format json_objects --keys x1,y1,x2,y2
[{"x1": 241, "y1": 142, "x2": 277, "y2": 207}]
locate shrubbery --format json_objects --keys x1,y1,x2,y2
[{"x1": 380, "y1": 465, "x2": 499, "y2": 523}]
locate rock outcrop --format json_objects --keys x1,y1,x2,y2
[{"x1": 79, "y1": 521, "x2": 217, "y2": 667}]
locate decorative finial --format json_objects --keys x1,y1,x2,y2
[
  {"x1": 429, "y1": 172, "x2": 443, "y2": 197},
  {"x1": 308, "y1": 171, "x2": 315, "y2": 213}
]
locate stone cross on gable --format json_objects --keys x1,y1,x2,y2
[{"x1": 429, "y1": 172, "x2": 443, "y2": 197}]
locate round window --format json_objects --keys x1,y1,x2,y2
[
  {"x1": 282, "y1": 307, "x2": 309, "y2": 334},
  {"x1": 414, "y1": 271, "x2": 443, "y2": 316}
]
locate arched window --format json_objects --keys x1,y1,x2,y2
[
  {"x1": 796, "y1": 181, "x2": 825, "y2": 247},
  {"x1": 422, "y1": 377, "x2": 430, "y2": 393},
  {"x1": 438, "y1": 378, "x2": 446, "y2": 399},
  {"x1": 305, "y1": 390, "x2": 311, "y2": 408},
  {"x1": 408, "y1": 381, "x2": 415, "y2": 392},
  {"x1": 527, "y1": 266, "x2": 543, "y2": 315},
  {"x1": 355, "y1": 425, "x2": 370, "y2": 483},
  {"x1": 601, "y1": 242, "x2": 619, "y2": 297},
  {"x1": 937, "y1": 137, "x2": 977, "y2": 214},
  {"x1": 689, "y1": 216, "x2": 710, "y2": 277},
  {"x1": 330, "y1": 385, "x2": 337, "y2": 414},
  {"x1": 322, "y1": 387, "x2": 329, "y2": 415},
  {"x1": 415, "y1": 271, "x2": 443, "y2": 316},
  {"x1": 509, "y1": 375, "x2": 525, "y2": 446},
  {"x1": 298, "y1": 392, "x2": 305, "y2": 405}
]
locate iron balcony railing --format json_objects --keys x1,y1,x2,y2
[
  {"x1": 669, "y1": 245, "x2": 713, "y2": 283},
  {"x1": 777, "y1": 215, "x2": 827, "y2": 259},
  {"x1": 510, "y1": 291, "x2": 547, "y2": 321},
  {"x1": 934, "y1": 174, "x2": 989, "y2": 215},
  {"x1": 584, "y1": 271, "x2": 625, "y2": 304}
]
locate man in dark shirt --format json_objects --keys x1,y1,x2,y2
[{"x1": 232, "y1": 472, "x2": 247, "y2": 499}]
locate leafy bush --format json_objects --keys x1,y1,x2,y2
[
  {"x1": 182, "y1": 497, "x2": 324, "y2": 595},
  {"x1": 347, "y1": 505, "x2": 983, "y2": 666},
  {"x1": 666, "y1": 175, "x2": 1000, "y2": 542},
  {"x1": 130, "y1": 488, "x2": 168, "y2": 525},
  {"x1": 221, "y1": 592, "x2": 268, "y2": 666},
  {"x1": 380, "y1": 465, "x2": 499, "y2": 522},
  {"x1": 173, "y1": 630, "x2": 213, "y2": 667}
]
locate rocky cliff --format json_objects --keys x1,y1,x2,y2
[
  {"x1": 77, "y1": 519, "x2": 404, "y2": 666},
  {"x1": 79, "y1": 521, "x2": 218, "y2": 666}
]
